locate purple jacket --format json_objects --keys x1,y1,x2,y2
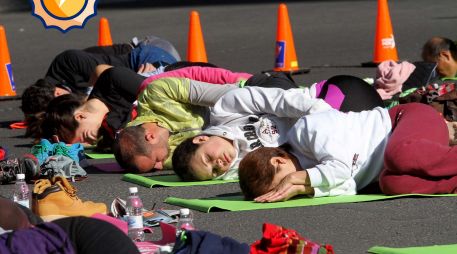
[{"x1": 0, "y1": 222, "x2": 74, "y2": 254}]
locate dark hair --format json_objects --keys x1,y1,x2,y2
[
  {"x1": 40, "y1": 94, "x2": 85, "y2": 143},
  {"x1": 21, "y1": 79, "x2": 56, "y2": 116},
  {"x1": 171, "y1": 136, "x2": 202, "y2": 181},
  {"x1": 239, "y1": 147, "x2": 291, "y2": 200},
  {"x1": 422, "y1": 37, "x2": 457, "y2": 61},
  {"x1": 164, "y1": 61, "x2": 218, "y2": 72},
  {"x1": 113, "y1": 125, "x2": 151, "y2": 173}
]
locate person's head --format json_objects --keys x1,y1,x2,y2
[
  {"x1": 421, "y1": 37, "x2": 457, "y2": 78},
  {"x1": 113, "y1": 124, "x2": 169, "y2": 173},
  {"x1": 21, "y1": 79, "x2": 70, "y2": 116},
  {"x1": 38, "y1": 93, "x2": 97, "y2": 144},
  {"x1": 239, "y1": 147, "x2": 298, "y2": 200},
  {"x1": 172, "y1": 135, "x2": 236, "y2": 181}
]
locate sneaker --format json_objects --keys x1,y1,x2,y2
[
  {"x1": 53, "y1": 142, "x2": 85, "y2": 163},
  {"x1": 32, "y1": 176, "x2": 107, "y2": 220},
  {"x1": 0, "y1": 154, "x2": 40, "y2": 184},
  {"x1": 31, "y1": 139, "x2": 54, "y2": 165}
]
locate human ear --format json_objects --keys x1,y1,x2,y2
[
  {"x1": 144, "y1": 131, "x2": 157, "y2": 144},
  {"x1": 440, "y1": 50, "x2": 452, "y2": 61},
  {"x1": 192, "y1": 135, "x2": 210, "y2": 144},
  {"x1": 74, "y1": 112, "x2": 85, "y2": 121},
  {"x1": 270, "y1": 156, "x2": 287, "y2": 167}
]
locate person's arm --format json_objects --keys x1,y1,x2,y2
[
  {"x1": 129, "y1": 77, "x2": 207, "y2": 130},
  {"x1": 137, "y1": 66, "x2": 252, "y2": 94},
  {"x1": 188, "y1": 80, "x2": 239, "y2": 107},
  {"x1": 211, "y1": 86, "x2": 331, "y2": 123},
  {"x1": 254, "y1": 171, "x2": 314, "y2": 202}
]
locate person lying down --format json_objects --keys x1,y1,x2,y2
[{"x1": 239, "y1": 103, "x2": 457, "y2": 202}]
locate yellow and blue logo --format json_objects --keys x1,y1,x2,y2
[{"x1": 29, "y1": 0, "x2": 98, "y2": 33}]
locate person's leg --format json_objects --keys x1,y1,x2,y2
[
  {"x1": 53, "y1": 216, "x2": 140, "y2": 254},
  {"x1": 380, "y1": 103, "x2": 457, "y2": 194},
  {"x1": 317, "y1": 75, "x2": 385, "y2": 112}
]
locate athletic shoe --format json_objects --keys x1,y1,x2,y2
[
  {"x1": 0, "y1": 154, "x2": 40, "y2": 184},
  {"x1": 53, "y1": 142, "x2": 85, "y2": 163},
  {"x1": 32, "y1": 176, "x2": 107, "y2": 220},
  {"x1": 31, "y1": 139, "x2": 55, "y2": 165}
]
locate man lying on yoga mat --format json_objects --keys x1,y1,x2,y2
[
  {"x1": 172, "y1": 75, "x2": 385, "y2": 181},
  {"x1": 114, "y1": 72, "x2": 301, "y2": 172},
  {"x1": 238, "y1": 103, "x2": 457, "y2": 202}
]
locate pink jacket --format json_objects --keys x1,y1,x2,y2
[{"x1": 138, "y1": 66, "x2": 252, "y2": 94}]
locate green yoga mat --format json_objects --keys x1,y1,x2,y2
[
  {"x1": 122, "y1": 173, "x2": 238, "y2": 187},
  {"x1": 164, "y1": 194, "x2": 457, "y2": 213},
  {"x1": 368, "y1": 244, "x2": 457, "y2": 254},
  {"x1": 85, "y1": 153, "x2": 115, "y2": 159}
]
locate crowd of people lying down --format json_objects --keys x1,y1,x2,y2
[{"x1": 20, "y1": 35, "x2": 457, "y2": 202}]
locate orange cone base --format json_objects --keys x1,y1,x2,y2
[{"x1": 262, "y1": 68, "x2": 311, "y2": 76}]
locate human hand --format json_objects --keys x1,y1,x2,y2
[
  {"x1": 254, "y1": 174, "x2": 308, "y2": 203},
  {"x1": 137, "y1": 63, "x2": 156, "y2": 74}
]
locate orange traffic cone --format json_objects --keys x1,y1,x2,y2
[
  {"x1": 273, "y1": 4, "x2": 309, "y2": 75},
  {"x1": 98, "y1": 17, "x2": 113, "y2": 46},
  {"x1": 362, "y1": 0, "x2": 399, "y2": 67},
  {"x1": 0, "y1": 25, "x2": 16, "y2": 98},
  {"x1": 187, "y1": 11, "x2": 208, "y2": 63}
]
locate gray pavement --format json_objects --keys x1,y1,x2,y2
[{"x1": 1, "y1": 0, "x2": 457, "y2": 253}]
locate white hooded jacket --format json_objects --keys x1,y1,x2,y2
[
  {"x1": 287, "y1": 107, "x2": 392, "y2": 197},
  {"x1": 202, "y1": 86, "x2": 332, "y2": 180}
]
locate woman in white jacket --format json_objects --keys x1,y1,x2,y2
[{"x1": 239, "y1": 102, "x2": 457, "y2": 202}]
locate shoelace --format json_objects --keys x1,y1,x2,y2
[{"x1": 53, "y1": 144, "x2": 71, "y2": 158}]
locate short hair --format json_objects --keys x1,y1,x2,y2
[
  {"x1": 171, "y1": 136, "x2": 201, "y2": 181},
  {"x1": 39, "y1": 94, "x2": 84, "y2": 143},
  {"x1": 113, "y1": 125, "x2": 151, "y2": 173},
  {"x1": 21, "y1": 79, "x2": 56, "y2": 116},
  {"x1": 164, "y1": 61, "x2": 217, "y2": 72},
  {"x1": 422, "y1": 36, "x2": 457, "y2": 61},
  {"x1": 238, "y1": 147, "x2": 291, "y2": 200}
]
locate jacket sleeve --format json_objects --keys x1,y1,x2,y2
[
  {"x1": 137, "y1": 66, "x2": 252, "y2": 94},
  {"x1": 129, "y1": 77, "x2": 204, "y2": 129},
  {"x1": 288, "y1": 116, "x2": 356, "y2": 197},
  {"x1": 211, "y1": 86, "x2": 331, "y2": 119}
]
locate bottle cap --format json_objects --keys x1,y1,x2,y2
[
  {"x1": 129, "y1": 187, "x2": 138, "y2": 194},
  {"x1": 180, "y1": 208, "x2": 190, "y2": 216},
  {"x1": 16, "y1": 174, "x2": 25, "y2": 180}
]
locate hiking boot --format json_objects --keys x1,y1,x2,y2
[
  {"x1": 32, "y1": 176, "x2": 107, "y2": 220},
  {"x1": 0, "y1": 154, "x2": 40, "y2": 184},
  {"x1": 31, "y1": 139, "x2": 54, "y2": 165}
]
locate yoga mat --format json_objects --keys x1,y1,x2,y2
[
  {"x1": 85, "y1": 153, "x2": 115, "y2": 159},
  {"x1": 164, "y1": 194, "x2": 457, "y2": 213},
  {"x1": 368, "y1": 244, "x2": 457, "y2": 254},
  {"x1": 122, "y1": 173, "x2": 238, "y2": 188},
  {"x1": 92, "y1": 163, "x2": 125, "y2": 173}
]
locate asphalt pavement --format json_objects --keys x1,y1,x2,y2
[{"x1": 1, "y1": 0, "x2": 457, "y2": 253}]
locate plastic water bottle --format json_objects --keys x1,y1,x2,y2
[
  {"x1": 13, "y1": 174, "x2": 30, "y2": 209},
  {"x1": 175, "y1": 208, "x2": 195, "y2": 237},
  {"x1": 127, "y1": 187, "x2": 145, "y2": 242}
]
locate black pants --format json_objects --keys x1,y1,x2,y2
[
  {"x1": 317, "y1": 75, "x2": 385, "y2": 112},
  {"x1": 53, "y1": 216, "x2": 140, "y2": 254}
]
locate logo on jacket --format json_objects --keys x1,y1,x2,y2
[{"x1": 29, "y1": 0, "x2": 98, "y2": 33}]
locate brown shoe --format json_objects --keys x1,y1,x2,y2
[{"x1": 32, "y1": 176, "x2": 107, "y2": 220}]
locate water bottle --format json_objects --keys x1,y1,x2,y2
[
  {"x1": 13, "y1": 174, "x2": 30, "y2": 209},
  {"x1": 127, "y1": 187, "x2": 145, "y2": 242},
  {"x1": 175, "y1": 208, "x2": 195, "y2": 237}
]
